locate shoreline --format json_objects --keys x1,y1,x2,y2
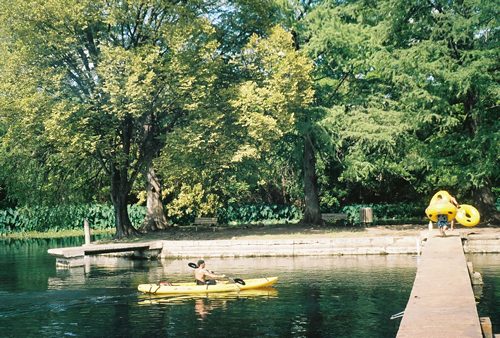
[
  {"x1": 3, "y1": 223, "x2": 499, "y2": 243},
  {"x1": 46, "y1": 226, "x2": 500, "y2": 267},
  {"x1": 104, "y1": 223, "x2": 426, "y2": 242},
  {"x1": 157, "y1": 228, "x2": 500, "y2": 258}
]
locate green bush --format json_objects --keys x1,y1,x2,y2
[
  {"x1": 341, "y1": 203, "x2": 426, "y2": 224},
  {"x1": 217, "y1": 202, "x2": 426, "y2": 226},
  {"x1": 0, "y1": 204, "x2": 146, "y2": 233},
  {"x1": 218, "y1": 204, "x2": 302, "y2": 225},
  {"x1": 0, "y1": 201, "x2": 447, "y2": 234}
]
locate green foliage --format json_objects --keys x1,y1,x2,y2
[
  {"x1": 0, "y1": 0, "x2": 221, "y2": 236},
  {"x1": 230, "y1": 25, "x2": 314, "y2": 160},
  {"x1": 219, "y1": 204, "x2": 302, "y2": 225},
  {"x1": 303, "y1": 1, "x2": 419, "y2": 204},
  {"x1": 341, "y1": 203, "x2": 426, "y2": 225},
  {"x1": 164, "y1": 183, "x2": 221, "y2": 225},
  {"x1": 0, "y1": 0, "x2": 498, "y2": 230},
  {"x1": 0, "y1": 204, "x2": 145, "y2": 234},
  {"x1": 213, "y1": 0, "x2": 282, "y2": 54},
  {"x1": 156, "y1": 24, "x2": 314, "y2": 215},
  {"x1": 372, "y1": 0, "x2": 500, "y2": 206}
]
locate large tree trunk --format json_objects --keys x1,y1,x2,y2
[
  {"x1": 140, "y1": 166, "x2": 170, "y2": 232},
  {"x1": 471, "y1": 185, "x2": 500, "y2": 223},
  {"x1": 111, "y1": 168, "x2": 139, "y2": 238},
  {"x1": 301, "y1": 134, "x2": 322, "y2": 224}
]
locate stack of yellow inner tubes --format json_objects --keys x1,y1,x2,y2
[{"x1": 425, "y1": 190, "x2": 480, "y2": 227}]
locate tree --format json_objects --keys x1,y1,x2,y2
[
  {"x1": 374, "y1": 0, "x2": 499, "y2": 219},
  {"x1": 302, "y1": 1, "x2": 418, "y2": 207},
  {"x1": 231, "y1": 25, "x2": 316, "y2": 217},
  {"x1": 273, "y1": 0, "x2": 325, "y2": 224},
  {"x1": 155, "y1": 25, "x2": 314, "y2": 220},
  {"x1": 0, "y1": 0, "x2": 220, "y2": 237},
  {"x1": 139, "y1": 166, "x2": 169, "y2": 232}
]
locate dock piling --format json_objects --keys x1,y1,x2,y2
[{"x1": 84, "y1": 219, "x2": 91, "y2": 246}]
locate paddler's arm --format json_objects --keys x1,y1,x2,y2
[{"x1": 205, "y1": 270, "x2": 226, "y2": 279}]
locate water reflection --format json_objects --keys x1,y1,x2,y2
[
  {"x1": 138, "y1": 287, "x2": 278, "y2": 304},
  {"x1": 137, "y1": 287, "x2": 278, "y2": 325},
  {"x1": 143, "y1": 255, "x2": 420, "y2": 285},
  {"x1": 195, "y1": 298, "x2": 211, "y2": 320},
  {"x1": 47, "y1": 255, "x2": 161, "y2": 290}
]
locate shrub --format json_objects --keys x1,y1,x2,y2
[
  {"x1": 0, "y1": 204, "x2": 146, "y2": 233},
  {"x1": 341, "y1": 203, "x2": 426, "y2": 224},
  {"x1": 218, "y1": 204, "x2": 302, "y2": 225}
]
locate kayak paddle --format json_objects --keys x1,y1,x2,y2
[{"x1": 188, "y1": 262, "x2": 246, "y2": 285}]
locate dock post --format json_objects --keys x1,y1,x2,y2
[
  {"x1": 480, "y1": 317, "x2": 493, "y2": 338},
  {"x1": 84, "y1": 219, "x2": 91, "y2": 246}
]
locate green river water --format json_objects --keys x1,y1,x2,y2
[{"x1": 0, "y1": 237, "x2": 498, "y2": 337}]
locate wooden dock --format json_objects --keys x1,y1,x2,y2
[
  {"x1": 397, "y1": 234, "x2": 482, "y2": 338},
  {"x1": 48, "y1": 241, "x2": 163, "y2": 267}
]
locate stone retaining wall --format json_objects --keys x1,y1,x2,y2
[
  {"x1": 159, "y1": 236, "x2": 422, "y2": 258},
  {"x1": 158, "y1": 231, "x2": 500, "y2": 258},
  {"x1": 462, "y1": 233, "x2": 500, "y2": 253}
]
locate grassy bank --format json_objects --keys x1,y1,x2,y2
[{"x1": 0, "y1": 228, "x2": 114, "y2": 240}]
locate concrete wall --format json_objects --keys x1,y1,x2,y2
[
  {"x1": 463, "y1": 233, "x2": 500, "y2": 253},
  {"x1": 159, "y1": 236, "x2": 422, "y2": 258},
  {"x1": 158, "y1": 232, "x2": 500, "y2": 258}
]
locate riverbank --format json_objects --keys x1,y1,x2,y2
[
  {"x1": 3, "y1": 223, "x2": 499, "y2": 243},
  {"x1": 45, "y1": 224, "x2": 500, "y2": 267},
  {"x1": 97, "y1": 223, "x2": 500, "y2": 243},
  {"x1": 102, "y1": 223, "x2": 426, "y2": 243},
  {"x1": 0, "y1": 228, "x2": 114, "y2": 240}
]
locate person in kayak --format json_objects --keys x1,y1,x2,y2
[{"x1": 195, "y1": 259, "x2": 225, "y2": 285}]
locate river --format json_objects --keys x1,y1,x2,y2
[{"x1": 0, "y1": 237, "x2": 498, "y2": 337}]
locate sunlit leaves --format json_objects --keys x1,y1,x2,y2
[
  {"x1": 231, "y1": 25, "x2": 314, "y2": 160},
  {"x1": 0, "y1": 0, "x2": 221, "y2": 210}
]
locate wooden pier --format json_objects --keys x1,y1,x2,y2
[
  {"x1": 48, "y1": 241, "x2": 163, "y2": 268},
  {"x1": 397, "y1": 233, "x2": 483, "y2": 338}
]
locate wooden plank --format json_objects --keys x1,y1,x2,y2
[
  {"x1": 48, "y1": 242, "x2": 160, "y2": 258},
  {"x1": 83, "y1": 244, "x2": 150, "y2": 255},
  {"x1": 397, "y1": 235, "x2": 482, "y2": 338}
]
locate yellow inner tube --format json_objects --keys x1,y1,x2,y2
[
  {"x1": 429, "y1": 190, "x2": 452, "y2": 205},
  {"x1": 455, "y1": 204, "x2": 480, "y2": 227},
  {"x1": 425, "y1": 201, "x2": 457, "y2": 222}
]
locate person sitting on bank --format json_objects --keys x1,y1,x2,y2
[{"x1": 194, "y1": 259, "x2": 225, "y2": 285}]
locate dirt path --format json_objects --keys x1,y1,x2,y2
[
  {"x1": 113, "y1": 224, "x2": 424, "y2": 243},
  {"x1": 100, "y1": 223, "x2": 500, "y2": 244}
]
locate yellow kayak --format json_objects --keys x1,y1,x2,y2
[
  {"x1": 138, "y1": 288, "x2": 278, "y2": 305},
  {"x1": 138, "y1": 277, "x2": 278, "y2": 295}
]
